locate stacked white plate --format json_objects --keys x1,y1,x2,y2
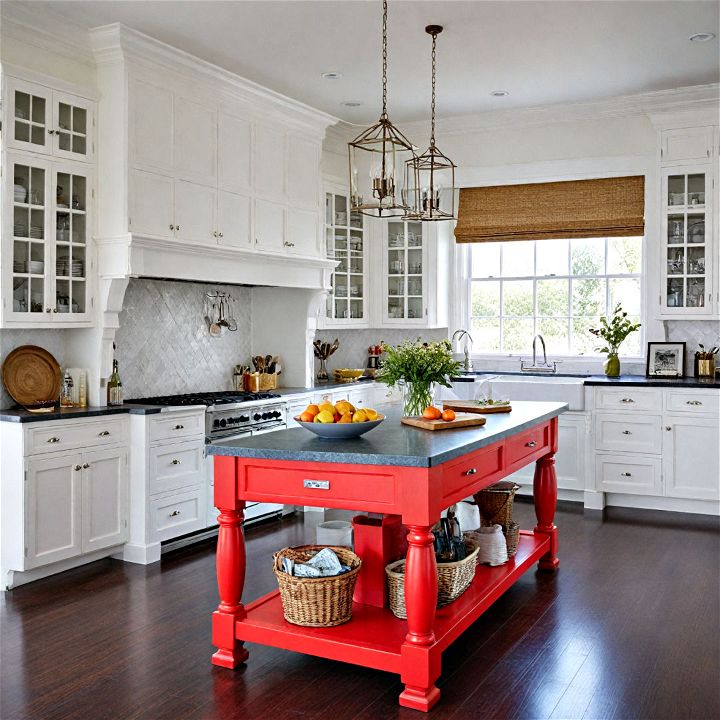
[
  {"x1": 29, "y1": 260, "x2": 44, "y2": 274},
  {"x1": 14, "y1": 223, "x2": 27, "y2": 237},
  {"x1": 13, "y1": 260, "x2": 27, "y2": 274},
  {"x1": 56, "y1": 258, "x2": 69, "y2": 276},
  {"x1": 14, "y1": 184, "x2": 27, "y2": 203},
  {"x1": 71, "y1": 261, "x2": 84, "y2": 277},
  {"x1": 30, "y1": 226, "x2": 43, "y2": 239}
]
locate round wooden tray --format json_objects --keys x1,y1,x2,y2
[{"x1": 2, "y1": 345, "x2": 62, "y2": 408}]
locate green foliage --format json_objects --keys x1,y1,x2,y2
[
  {"x1": 588, "y1": 304, "x2": 641, "y2": 355},
  {"x1": 376, "y1": 339, "x2": 462, "y2": 389}
]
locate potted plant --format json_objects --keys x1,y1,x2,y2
[
  {"x1": 589, "y1": 304, "x2": 641, "y2": 377},
  {"x1": 377, "y1": 339, "x2": 462, "y2": 416}
]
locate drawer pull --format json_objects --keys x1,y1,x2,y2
[
  {"x1": 174, "y1": 424, "x2": 185, "y2": 430},
  {"x1": 169, "y1": 510, "x2": 181, "y2": 517},
  {"x1": 98, "y1": 430, "x2": 110, "y2": 437},
  {"x1": 82, "y1": 463, "x2": 90, "y2": 469},
  {"x1": 622, "y1": 430, "x2": 632, "y2": 435},
  {"x1": 620, "y1": 472, "x2": 632, "y2": 477},
  {"x1": 74, "y1": 464, "x2": 82, "y2": 471},
  {"x1": 525, "y1": 440, "x2": 537, "y2": 448},
  {"x1": 686, "y1": 400, "x2": 703, "y2": 406},
  {"x1": 47, "y1": 437, "x2": 60, "y2": 443},
  {"x1": 464, "y1": 468, "x2": 477, "y2": 476},
  {"x1": 666, "y1": 426, "x2": 672, "y2": 431},
  {"x1": 620, "y1": 398, "x2": 635, "y2": 403},
  {"x1": 170, "y1": 459, "x2": 182, "y2": 465},
  {"x1": 304, "y1": 479, "x2": 330, "y2": 490}
]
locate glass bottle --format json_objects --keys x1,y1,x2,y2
[
  {"x1": 107, "y1": 360, "x2": 123, "y2": 406},
  {"x1": 60, "y1": 371, "x2": 74, "y2": 407}
]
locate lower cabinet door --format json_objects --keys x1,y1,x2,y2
[
  {"x1": 663, "y1": 418, "x2": 720, "y2": 500},
  {"x1": 25, "y1": 453, "x2": 83, "y2": 569},
  {"x1": 81, "y1": 447, "x2": 128, "y2": 553},
  {"x1": 151, "y1": 486, "x2": 205, "y2": 541}
]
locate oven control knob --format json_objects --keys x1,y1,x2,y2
[
  {"x1": 213, "y1": 419, "x2": 220, "y2": 427},
  {"x1": 253, "y1": 413, "x2": 261, "y2": 421},
  {"x1": 261, "y1": 412, "x2": 269, "y2": 420},
  {"x1": 239, "y1": 415, "x2": 250, "y2": 422},
  {"x1": 219, "y1": 419, "x2": 227, "y2": 427},
  {"x1": 271, "y1": 411, "x2": 281, "y2": 418}
]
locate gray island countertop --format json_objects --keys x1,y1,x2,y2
[{"x1": 207, "y1": 400, "x2": 567, "y2": 468}]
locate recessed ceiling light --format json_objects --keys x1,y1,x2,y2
[
  {"x1": 490, "y1": 90, "x2": 509, "y2": 97},
  {"x1": 689, "y1": 32, "x2": 716, "y2": 42},
  {"x1": 321, "y1": 71, "x2": 344, "y2": 80},
  {"x1": 341, "y1": 101, "x2": 362, "y2": 107}
]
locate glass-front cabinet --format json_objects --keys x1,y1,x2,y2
[
  {"x1": 5, "y1": 76, "x2": 94, "y2": 163},
  {"x1": 323, "y1": 191, "x2": 366, "y2": 325},
  {"x1": 384, "y1": 219, "x2": 426, "y2": 323},
  {"x1": 661, "y1": 166, "x2": 713, "y2": 315},
  {"x1": 3, "y1": 153, "x2": 91, "y2": 325}
]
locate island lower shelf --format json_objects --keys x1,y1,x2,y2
[{"x1": 234, "y1": 530, "x2": 550, "y2": 675}]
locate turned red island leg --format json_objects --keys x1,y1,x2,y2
[
  {"x1": 533, "y1": 453, "x2": 559, "y2": 571},
  {"x1": 211, "y1": 456, "x2": 249, "y2": 668},
  {"x1": 399, "y1": 524, "x2": 441, "y2": 712}
]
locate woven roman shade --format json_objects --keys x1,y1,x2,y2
[{"x1": 454, "y1": 176, "x2": 645, "y2": 243}]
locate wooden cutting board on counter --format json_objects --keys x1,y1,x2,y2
[
  {"x1": 442, "y1": 401, "x2": 513, "y2": 414},
  {"x1": 401, "y1": 413, "x2": 487, "y2": 431}
]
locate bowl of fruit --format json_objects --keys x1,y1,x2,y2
[{"x1": 295, "y1": 400, "x2": 385, "y2": 439}]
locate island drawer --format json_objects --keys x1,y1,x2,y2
[
  {"x1": 665, "y1": 390, "x2": 719, "y2": 416},
  {"x1": 243, "y1": 463, "x2": 397, "y2": 509},
  {"x1": 594, "y1": 413, "x2": 662, "y2": 454},
  {"x1": 594, "y1": 387, "x2": 661, "y2": 413},
  {"x1": 149, "y1": 410, "x2": 205, "y2": 443},
  {"x1": 26, "y1": 416, "x2": 127, "y2": 456},
  {"x1": 149, "y1": 440, "x2": 205, "y2": 495},
  {"x1": 505, "y1": 423, "x2": 551, "y2": 467},
  {"x1": 595, "y1": 454, "x2": 662, "y2": 495},
  {"x1": 441, "y1": 445, "x2": 503, "y2": 502}
]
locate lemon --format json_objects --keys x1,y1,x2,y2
[
  {"x1": 364, "y1": 408, "x2": 379, "y2": 421},
  {"x1": 352, "y1": 410, "x2": 369, "y2": 423},
  {"x1": 318, "y1": 401, "x2": 335, "y2": 415},
  {"x1": 335, "y1": 400, "x2": 355, "y2": 415},
  {"x1": 316, "y1": 409, "x2": 336, "y2": 424}
]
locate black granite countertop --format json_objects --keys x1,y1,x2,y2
[
  {"x1": 207, "y1": 400, "x2": 567, "y2": 468},
  {"x1": 0, "y1": 405, "x2": 134, "y2": 423}
]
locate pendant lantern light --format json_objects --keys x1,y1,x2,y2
[
  {"x1": 404, "y1": 25, "x2": 456, "y2": 221},
  {"x1": 348, "y1": 0, "x2": 418, "y2": 217}
]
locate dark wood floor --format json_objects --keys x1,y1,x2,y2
[{"x1": 1, "y1": 502, "x2": 718, "y2": 720}]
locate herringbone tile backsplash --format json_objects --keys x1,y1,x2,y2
[{"x1": 114, "y1": 279, "x2": 252, "y2": 399}]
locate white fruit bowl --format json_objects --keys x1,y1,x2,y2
[{"x1": 294, "y1": 415, "x2": 385, "y2": 439}]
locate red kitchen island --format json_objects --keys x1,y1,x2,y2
[{"x1": 207, "y1": 401, "x2": 566, "y2": 712}]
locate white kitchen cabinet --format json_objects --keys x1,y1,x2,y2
[
  {"x1": 218, "y1": 191, "x2": 252, "y2": 249},
  {"x1": 595, "y1": 455, "x2": 663, "y2": 496},
  {"x1": 663, "y1": 418, "x2": 720, "y2": 500},
  {"x1": 24, "y1": 453, "x2": 83, "y2": 569},
  {"x1": 254, "y1": 125, "x2": 286, "y2": 199},
  {"x1": 384, "y1": 218, "x2": 427, "y2": 324},
  {"x1": 81, "y1": 447, "x2": 129, "y2": 553},
  {"x1": 4, "y1": 76, "x2": 94, "y2": 163},
  {"x1": 287, "y1": 136, "x2": 320, "y2": 208},
  {"x1": 132, "y1": 78, "x2": 174, "y2": 174},
  {"x1": 660, "y1": 126, "x2": 714, "y2": 165},
  {"x1": 2, "y1": 153, "x2": 93, "y2": 327},
  {"x1": 255, "y1": 199, "x2": 286, "y2": 252},
  {"x1": 130, "y1": 169, "x2": 174, "y2": 239},
  {"x1": 287, "y1": 208, "x2": 319, "y2": 256},
  {"x1": 174, "y1": 180, "x2": 216, "y2": 244},
  {"x1": 218, "y1": 111, "x2": 252, "y2": 194},
  {"x1": 174, "y1": 96, "x2": 217, "y2": 186}
]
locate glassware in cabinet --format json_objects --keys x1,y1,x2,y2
[{"x1": 384, "y1": 220, "x2": 425, "y2": 321}]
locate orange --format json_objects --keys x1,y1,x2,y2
[
  {"x1": 422, "y1": 406, "x2": 442, "y2": 420},
  {"x1": 339, "y1": 412, "x2": 353, "y2": 423},
  {"x1": 441, "y1": 409, "x2": 456, "y2": 422},
  {"x1": 299, "y1": 411, "x2": 315, "y2": 423},
  {"x1": 305, "y1": 404, "x2": 320, "y2": 417}
]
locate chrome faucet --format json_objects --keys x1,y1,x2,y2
[
  {"x1": 520, "y1": 334, "x2": 559, "y2": 373},
  {"x1": 452, "y1": 329, "x2": 474, "y2": 372}
]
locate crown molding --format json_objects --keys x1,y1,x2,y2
[
  {"x1": 0, "y1": 0, "x2": 95, "y2": 65},
  {"x1": 89, "y1": 23, "x2": 338, "y2": 135}
]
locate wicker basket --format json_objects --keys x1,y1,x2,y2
[
  {"x1": 272, "y1": 545, "x2": 362, "y2": 627},
  {"x1": 504, "y1": 522, "x2": 520, "y2": 558},
  {"x1": 474, "y1": 481, "x2": 520, "y2": 527},
  {"x1": 385, "y1": 538, "x2": 479, "y2": 619}
]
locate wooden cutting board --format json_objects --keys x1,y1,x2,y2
[
  {"x1": 401, "y1": 413, "x2": 487, "y2": 431},
  {"x1": 442, "y1": 400, "x2": 513, "y2": 414}
]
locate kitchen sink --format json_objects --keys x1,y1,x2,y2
[{"x1": 488, "y1": 375, "x2": 585, "y2": 411}]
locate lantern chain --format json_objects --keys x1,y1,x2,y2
[
  {"x1": 381, "y1": 0, "x2": 388, "y2": 118},
  {"x1": 430, "y1": 28, "x2": 437, "y2": 147}
]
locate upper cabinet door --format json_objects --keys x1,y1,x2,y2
[
  {"x1": 52, "y1": 91, "x2": 94, "y2": 163},
  {"x1": 287, "y1": 208, "x2": 319, "y2": 256},
  {"x1": 132, "y1": 79, "x2": 173, "y2": 174},
  {"x1": 130, "y1": 169, "x2": 174, "y2": 239},
  {"x1": 254, "y1": 198, "x2": 285, "y2": 253},
  {"x1": 6, "y1": 77, "x2": 53, "y2": 155},
  {"x1": 174, "y1": 180, "x2": 216, "y2": 245},
  {"x1": 218, "y1": 190, "x2": 252, "y2": 249},
  {"x1": 661, "y1": 127, "x2": 714, "y2": 165},
  {"x1": 287, "y1": 136, "x2": 320, "y2": 208},
  {"x1": 254, "y1": 125, "x2": 286, "y2": 199},
  {"x1": 174, "y1": 96, "x2": 217, "y2": 187},
  {"x1": 218, "y1": 111, "x2": 252, "y2": 194}
]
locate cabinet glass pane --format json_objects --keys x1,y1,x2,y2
[
  {"x1": 667, "y1": 175, "x2": 685, "y2": 206},
  {"x1": 408, "y1": 297, "x2": 423, "y2": 319},
  {"x1": 667, "y1": 248, "x2": 684, "y2": 275},
  {"x1": 667, "y1": 278, "x2": 684, "y2": 307},
  {"x1": 14, "y1": 91, "x2": 47, "y2": 148},
  {"x1": 668, "y1": 215, "x2": 684, "y2": 244},
  {"x1": 687, "y1": 214, "x2": 704, "y2": 243},
  {"x1": 385, "y1": 220, "x2": 424, "y2": 320},
  {"x1": 687, "y1": 174, "x2": 705, "y2": 206},
  {"x1": 407, "y1": 248, "x2": 422, "y2": 275},
  {"x1": 388, "y1": 222, "x2": 404, "y2": 248},
  {"x1": 687, "y1": 246, "x2": 705, "y2": 275},
  {"x1": 407, "y1": 223, "x2": 422, "y2": 247},
  {"x1": 687, "y1": 278, "x2": 705, "y2": 308},
  {"x1": 334, "y1": 194, "x2": 348, "y2": 225},
  {"x1": 57, "y1": 102, "x2": 88, "y2": 157}
]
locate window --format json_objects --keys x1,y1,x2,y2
[{"x1": 469, "y1": 237, "x2": 643, "y2": 356}]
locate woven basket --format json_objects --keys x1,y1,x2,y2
[
  {"x1": 273, "y1": 545, "x2": 362, "y2": 627},
  {"x1": 474, "y1": 481, "x2": 520, "y2": 527},
  {"x1": 385, "y1": 538, "x2": 479, "y2": 619},
  {"x1": 504, "y1": 523, "x2": 520, "y2": 558}
]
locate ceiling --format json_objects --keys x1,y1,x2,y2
[{"x1": 21, "y1": 1, "x2": 720, "y2": 123}]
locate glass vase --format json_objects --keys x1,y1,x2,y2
[
  {"x1": 603, "y1": 353, "x2": 620, "y2": 378},
  {"x1": 316, "y1": 358, "x2": 329, "y2": 383},
  {"x1": 402, "y1": 381, "x2": 435, "y2": 417}
]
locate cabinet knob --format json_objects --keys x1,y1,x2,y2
[
  {"x1": 463, "y1": 468, "x2": 477, "y2": 476},
  {"x1": 174, "y1": 424, "x2": 184, "y2": 430},
  {"x1": 622, "y1": 430, "x2": 632, "y2": 435},
  {"x1": 170, "y1": 510, "x2": 181, "y2": 517},
  {"x1": 82, "y1": 463, "x2": 90, "y2": 469},
  {"x1": 47, "y1": 129, "x2": 56, "y2": 135},
  {"x1": 686, "y1": 400, "x2": 703, "y2": 406},
  {"x1": 218, "y1": 232, "x2": 223, "y2": 238},
  {"x1": 176, "y1": 225, "x2": 180, "y2": 232},
  {"x1": 213, "y1": 231, "x2": 218, "y2": 237},
  {"x1": 53, "y1": 308, "x2": 58, "y2": 313},
  {"x1": 525, "y1": 440, "x2": 537, "y2": 448},
  {"x1": 665, "y1": 426, "x2": 672, "y2": 431},
  {"x1": 46, "y1": 308, "x2": 53, "y2": 313},
  {"x1": 98, "y1": 430, "x2": 110, "y2": 437},
  {"x1": 170, "y1": 459, "x2": 182, "y2": 465},
  {"x1": 47, "y1": 437, "x2": 60, "y2": 443},
  {"x1": 620, "y1": 398, "x2": 635, "y2": 403},
  {"x1": 284, "y1": 241, "x2": 295, "y2": 248},
  {"x1": 620, "y1": 472, "x2": 632, "y2": 477},
  {"x1": 74, "y1": 464, "x2": 82, "y2": 471}
]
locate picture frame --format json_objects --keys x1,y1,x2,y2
[{"x1": 646, "y1": 341, "x2": 686, "y2": 378}]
